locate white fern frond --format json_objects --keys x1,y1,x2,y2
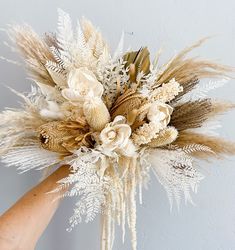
[
  {"x1": 57, "y1": 9, "x2": 74, "y2": 53},
  {"x1": 182, "y1": 144, "x2": 214, "y2": 155},
  {"x1": 192, "y1": 78, "x2": 228, "y2": 99},
  {"x1": 56, "y1": 148, "x2": 112, "y2": 230},
  {"x1": 180, "y1": 78, "x2": 229, "y2": 103},
  {"x1": 148, "y1": 148, "x2": 204, "y2": 209},
  {"x1": 50, "y1": 46, "x2": 66, "y2": 67}
]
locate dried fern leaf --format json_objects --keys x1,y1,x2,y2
[
  {"x1": 174, "y1": 131, "x2": 235, "y2": 159},
  {"x1": 149, "y1": 148, "x2": 204, "y2": 208},
  {"x1": 181, "y1": 144, "x2": 214, "y2": 154}
]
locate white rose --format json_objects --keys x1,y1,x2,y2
[
  {"x1": 100, "y1": 116, "x2": 136, "y2": 156},
  {"x1": 100, "y1": 116, "x2": 131, "y2": 150},
  {"x1": 62, "y1": 67, "x2": 103, "y2": 103},
  {"x1": 147, "y1": 101, "x2": 173, "y2": 127}
]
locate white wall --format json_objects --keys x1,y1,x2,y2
[{"x1": 0, "y1": 0, "x2": 235, "y2": 249}]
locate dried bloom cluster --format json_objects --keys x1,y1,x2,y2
[{"x1": 0, "y1": 9, "x2": 235, "y2": 250}]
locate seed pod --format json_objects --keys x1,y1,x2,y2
[
  {"x1": 83, "y1": 97, "x2": 110, "y2": 131},
  {"x1": 110, "y1": 88, "x2": 145, "y2": 121},
  {"x1": 111, "y1": 97, "x2": 143, "y2": 120},
  {"x1": 38, "y1": 120, "x2": 91, "y2": 154}
]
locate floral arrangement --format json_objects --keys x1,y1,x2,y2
[{"x1": 1, "y1": 9, "x2": 235, "y2": 250}]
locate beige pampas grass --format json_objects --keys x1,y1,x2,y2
[
  {"x1": 156, "y1": 38, "x2": 234, "y2": 87},
  {"x1": 174, "y1": 131, "x2": 235, "y2": 159},
  {"x1": 147, "y1": 126, "x2": 178, "y2": 148},
  {"x1": 9, "y1": 25, "x2": 56, "y2": 86},
  {"x1": 83, "y1": 98, "x2": 111, "y2": 131}
]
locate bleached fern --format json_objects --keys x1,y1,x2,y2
[
  {"x1": 148, "y1": 148, "x2": 204, "y2": 209},
  {"x1": 45, "y1": 61, "x2": 67, "y2": 87},
  {"x1": 192, "y1": 78, "x2": 228, "y2": 99},
  {"x1": 57, "y1": 9, "x2": 74, "y2": 57},
  {"x1": 180, "y1": 78, "x2": 229, "y2": 103},
  {"x1": 182, "y1": 144, "x2": 214, "y2": 155},
  {"x1": 56, "y1": 148, "x2": 112, "y2": 230}
]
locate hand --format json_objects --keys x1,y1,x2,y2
[{"x1": 0, "y1": 165, "x2": 70, "y2": 250}]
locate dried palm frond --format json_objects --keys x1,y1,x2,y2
[
  {"x1": 156, "y1": 38, "x2": 234, "y2": 90},
  {"x1": 8, "y1": 25, "x2": 56, "y2": 86},
  {"x1": 123, "y1": 47, "x2": 150, "y2": 82},
  {"x1": 173, "y1": 131, "x2": 235, "y2": 159}
]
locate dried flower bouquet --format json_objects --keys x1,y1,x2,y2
[{"x1": 0, "y1": 9, "x2": 235, "y2": 250}]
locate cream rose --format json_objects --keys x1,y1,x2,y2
[
  {"x1": 62, "y1": 67, "x2": 103, "y2": 103},
  {"x1": 100, "y1": 116, "x2": 136, "y2": 156},
  {"x1": 147, "y1": 101, "x2": 173, "y2": 127}
]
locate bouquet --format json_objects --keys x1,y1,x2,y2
[{"x1": 1, "y1": 9, "x2": 235, "y2": 250}]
